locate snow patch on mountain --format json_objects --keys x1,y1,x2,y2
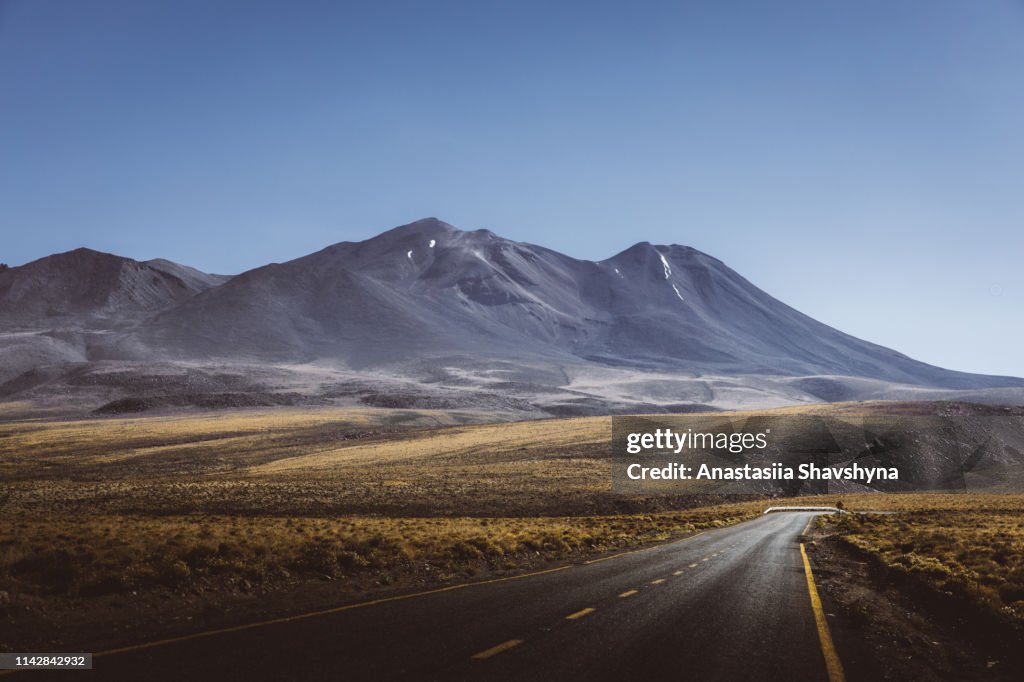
[{"x1": 659, "y1": 253, "x2": 671, "y2": 279}]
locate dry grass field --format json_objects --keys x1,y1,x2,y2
[
  {"x1": 0, "y1": 406, "x2": 764, "y2": 603},
  {"x1": 821, "y1": 504, "x2": 1024, "y2": 624},
  {"x1": 0, "y1": 506, "x2": 767, "y2": 600},
  {"x1": 0, "y1": 407, "x2": 614, "y2": 516},
  {"x1": 1, "y1": 402, "x2": 1022, "y2": 650}
]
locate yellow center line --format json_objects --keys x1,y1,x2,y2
[
  {"x1": 565, "y1": 607, "x2": 596, "y2": 620},
  {"x1": 800, "y1": 543, "x2": 847, "y2": 682},
  {"x1": 701, "y1": 557, "x2": 709, "y2": 562},
  {"x1": 582, "y1": 550, "x2": 633, "y2": 565},
  {"x1": 650, "y1": 578, "x2": 665, "y2": 585},
  {"x1": 618, "y1": 589, "x2": 639, "y2": 598},
  {"x1": 471, "y1": 639, "x2": 523, "y2": 660},
  {"x1": 672, "y1": 570, "x2": 684, "y2": 576},
  {"x1": 688, "y1": 563, "x2": 698, "y2": 568}
]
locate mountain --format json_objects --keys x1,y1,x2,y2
[
  {"x1": 2, "y1": 219, "x2": 1022, "y2": 414},
  {"x1": 143, "y1": 258, "x2": 230, "y2": 294},
  {"x1": 0, "y1": 248, "x2": 228, "y2": 328},
  {"x1": 141, "y1": 218, "x2": 1018, "y2": 389},
  {"x1": 0, "y1": 249, "x2": 228, "y2": 389}
]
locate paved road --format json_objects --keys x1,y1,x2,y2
[{"x1": 41, "y1": 512, "x2": 853, "y2": 681}]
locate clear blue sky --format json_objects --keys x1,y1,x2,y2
[{"x1": 2, "y1": 1, "x2": 1022, "y2": 377}]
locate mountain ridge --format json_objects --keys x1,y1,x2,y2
[
  {"x1": 0, "y1": 247, "x2": 229, "y2": 328},
  {"x1": 1, "y1": 218, "x2": 1021, "y2": 414},
  {"x1": 141, "y1": 218, "x2": 1014, "y2": 384}
]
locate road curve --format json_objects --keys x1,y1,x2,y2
[{"x1": 37, "y1": 512, "x2": 854, "y2": 681}]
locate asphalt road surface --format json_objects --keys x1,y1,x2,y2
[{"x1": 30, "y1": 512, "x2": 859, "y2": 681}]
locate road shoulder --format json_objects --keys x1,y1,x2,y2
[{"x1": 806, "y1": 529, "x2": 1023, "y2": 681}]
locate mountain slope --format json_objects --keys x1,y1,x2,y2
[
  {"x1": 137, "y1": 218, "x2": 1022, "y2": 391},
  {"x1": 0, "y1": 249, "x2": 230, "y2": 388},
  {"x1": 3, "y1": 219, "x2": 1021, "y2": 414},
  {"x1": 0, "y1": 248, "x2": 228, "y2": 328},
  {"x1": 144, "y1": 259, "x2": 231, "y2": 293}
]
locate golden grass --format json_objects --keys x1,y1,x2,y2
[
  {"x1": 0, "y1": 407, "x2": 736, "y2": 600},
  {"x1": 3, "y1": 405, "x2": 1023, "y2": 608},
  {"x1": 0, "y1": 503, "x2": 766, "y2": 598},
  {"x1": 0, "y1": 409, "x2": 615, "y2": 516},
  {"x1": 823, "y1": 502, "x2": 1024, "y2": 623},
  {"x1": 0, "y1": 398, "x2": 978, "y2": 482},
  {"x1": 0, "y1": 407, "x2": 506, "y2": 471},
  {"x1": 828, "y1": 492, "x2": 1024, "y2": 513},
  {"x1": 248, "y1": 417, "x2": 606, "y2": 473}
]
